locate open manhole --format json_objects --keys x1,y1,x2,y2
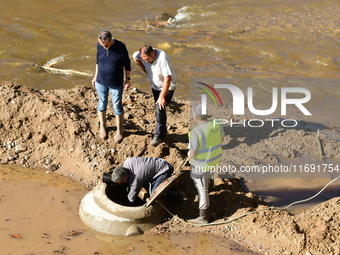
[{"x1": 79, "y1": 171, "x2": 182, "y2": 236}]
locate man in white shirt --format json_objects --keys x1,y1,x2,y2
[{"x1": 133, "y1": 45, "x2": 176, "y2": 146}]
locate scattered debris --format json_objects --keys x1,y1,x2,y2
[{"x1": 11, "y1": 234, "x2": 22, "y2": 239}]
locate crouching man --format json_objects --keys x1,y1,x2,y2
[{"x1": 111, "y1": 157, "x2": 174, "y2": 205}]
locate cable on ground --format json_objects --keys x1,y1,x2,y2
[{"x1": 158, "y1": 174, "x2": 340, "y2": 226}]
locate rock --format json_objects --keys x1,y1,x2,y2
[
  {"x1": 39, "y1": 134, "x2": 48, "y2": 143},
  {"x1": 131, "y1": 87, "x2": 140, "y2": 93},
  {"x1": 124, "y1": 113, "x2": 133, "y2": 119},
  {"x1": 8, "y1": 155, "x2": 16, "y2": 161},
  {"x1": 15, "y1": 144, "x2": 27, "y2": 153},
  {"x1": 26, "y1": 132, "x2": 33, "y2": 140},
  {"x1": 45, "y1": 163, "x2": 58, "y2": 171},
  {"x1": 44, "y1": 158, "x2": 52, "y2": 164},
  {"x1": 0, "y1": 158, "x2": 8, "y2": 164},
  {"x1": 140, "y1": 119, "x2": 149, "y2": 125}
]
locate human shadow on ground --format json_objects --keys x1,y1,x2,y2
[{"x1": 166, "y1": 171, "x2": 266, "y2": 222}]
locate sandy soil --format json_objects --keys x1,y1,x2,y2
[{"x1": 0, "y1": 81, "x2": 339, "y2": 255}]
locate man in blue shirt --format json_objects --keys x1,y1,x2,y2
[{"x1": 92, "y1": 31, "x2": 131, "y2": 142}]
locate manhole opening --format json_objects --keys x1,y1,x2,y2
[{"x1": 105, "y1": 183, "x2": 145, "y2": 206}]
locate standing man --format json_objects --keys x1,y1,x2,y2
[
  {"x1": 92, "y1": 30, "x2": 131, "y2": 142},
  {"x1": 110, "y1": 157, "x2": 174, "y2": 205},
  {"x1": 133, "y1": 45, "x2": 176, "y2": 146},
  {"x1": 187, "y1": 104, "x2": 224, "y2": 224}
]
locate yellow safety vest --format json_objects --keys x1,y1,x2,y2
[{"x1": 189, "y1": 120, "x2": 222, "y2": 170}]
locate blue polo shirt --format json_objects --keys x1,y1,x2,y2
[{"x1": 96, "y1": 39, "x2": 131, "y2": 88}]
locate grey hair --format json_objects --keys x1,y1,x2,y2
[
  {"x1": 111, "y1": 166, "x2": 129, "y2": 182},
  {"x1": 192, "y1": 103, "x2": 208, "y2": 121},
  {"x1": 98, "y1": 30, "x2": 112, "y2": 42}
]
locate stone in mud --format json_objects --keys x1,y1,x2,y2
[
  {"x1": 15, "y1": 144, "x2": 27, "y2": 153},
  {"x1": 124, "y1": 113, "x2": 133, "y2": 119},
  {"x1": 45, "y1": 163, "x2": 58, "y2": 171}
]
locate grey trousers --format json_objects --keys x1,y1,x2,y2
[{"x1": 192, "y1": 176, "x2": 210, "y2": 210}]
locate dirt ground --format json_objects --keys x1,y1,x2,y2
[{"x1": 0, "y1": 81, "x2": 339, "y2": 255}]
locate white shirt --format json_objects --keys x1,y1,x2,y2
[{"x1": 133, "y1": 49, "x2": 176, "y2": 91}]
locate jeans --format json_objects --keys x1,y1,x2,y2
[
  {"x1": 96, "y1": 82, "x2": 124, "y2": 115},
  {"x1": 152, "y1": 88, "x2": 174, "y2": 137},
  {"x1": 149, "y1": 165, "x2": 177, "y2": 200},
  {"x1": 151, "y1": 166, "x2": 173, "y2": 194}
]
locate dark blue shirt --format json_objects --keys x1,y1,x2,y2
[{"x1": 96, "y1": 39, "x2": 131, "y2": 88}]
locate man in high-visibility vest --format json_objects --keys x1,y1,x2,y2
[{"x1": 187, "y1": 104, "x2": 224, "y2": 224}]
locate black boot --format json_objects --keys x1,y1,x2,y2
[{"x1": 188, "y1": 209, "x2": 209, "y2": 224}]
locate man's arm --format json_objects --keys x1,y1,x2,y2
[
  {"x1": 187, "y1": 149, "x2": 197, "y2": 159},
  {"x1": 156, "y1": 75, "x2": 172, "y2": 110},
  {"x1": 134, "y1": 58, "x2": 147, "y2": 74},
  {"x1": 124, "y1": 70, "x2": 131, "y2": 90},
  {"x1": 127, "y1": 182, "x2": 138, "y2": 204},
  {"x1": 91, "y1": 64, "x2": 98, "y2": 86},
  {"x1": 188, "y1": 131, "x2": 199, "y2": 159}
]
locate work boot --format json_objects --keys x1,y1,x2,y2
[
  {"x1": 98, "y1": 110, "x2": 107, "y2": 139},
  {"x1": 114, "y1": 114, "x2": 124, "y2": 143},
  {"x1": 150, "y1": 134, "x2": 163, "y2": 146},
  {"x1": 188, "y1": 209, "x2": 209, "y2": 225}
]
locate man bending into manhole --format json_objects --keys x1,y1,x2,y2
[{"x1": 110, "y1": 157, "x2": 179, "y2": 206}]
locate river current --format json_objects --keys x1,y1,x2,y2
[{"x1": 1, "y1": 0, "x2": 339, "y2": 124}]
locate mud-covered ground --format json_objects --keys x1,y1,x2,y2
[{"x1": 0, "y1": 81, "x2": 339, "y2": 254}]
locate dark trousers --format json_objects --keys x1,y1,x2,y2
[
  {"x1": 149, "y1": 165, "x2": 176, "y2": 200},
  {"x1": 152, "y1": 88, "x2": 174, "y2": 138}
]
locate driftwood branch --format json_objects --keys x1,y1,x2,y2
[
  {"x1": 41, "y1": 55, "x2": 92, "y2": 77},
  {"x1": 42, "y1": 66, "x2": 93, "y2": 77}
]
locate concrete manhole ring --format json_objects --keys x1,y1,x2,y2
[{"x1": 79, "y1": 182, "x2": 166, "y2": 236}]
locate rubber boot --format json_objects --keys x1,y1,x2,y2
[
  {"x1": 98, "y1": 110, "x2": 107, "y2": 139},
  {"x1": 114, "y1": 114, "x2": 124, "y2": 143},
  {"x1": 188, "y1": 209, "x2": 209, "y2": 225}
]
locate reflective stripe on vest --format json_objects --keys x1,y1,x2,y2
[{"x1": 189, "y1": 121, "x2": 222, "y2": 167}]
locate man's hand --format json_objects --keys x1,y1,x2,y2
[
  {"x1": 156, "y1": 76, "x2": 171, "y2": 110},
  {"x1": 124, "y1": 80, "x2": 131, "y2": 91},
  {"x1": 156, "y1": 96, "x2": 167, "y2": 110},
  {"x1": 91, "y1": 78, "x2": 96, "y2": 87}
]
